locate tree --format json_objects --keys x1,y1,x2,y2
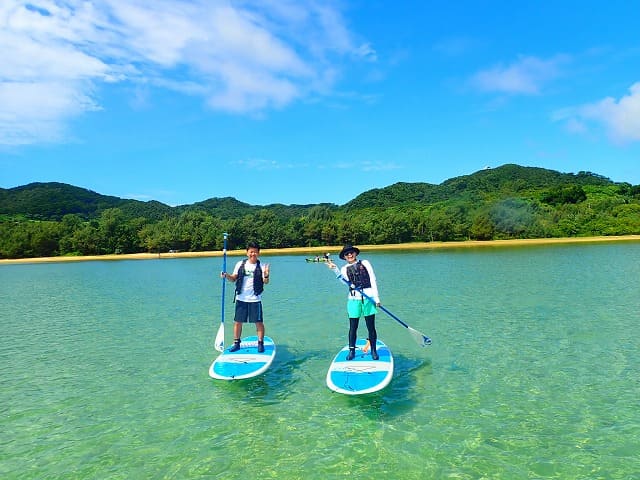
[
  {"x1": 541, "y1": 185, "x2": 587, "y2": 205},
  {"x1": 489, "y1": 198, "x2": 537, "y2": 238},
  {"x1": 470, "y1": 212, "x2": 494, "y2": 240},
  {"x1": 69, "y1": 222, "x2": 102, "y2": 255}
]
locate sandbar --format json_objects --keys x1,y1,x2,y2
[{"x1": 1, "y1": 235, "x2": 639, "y2": 265}]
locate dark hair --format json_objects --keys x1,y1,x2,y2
[{"x1": 246, "y1": 241, "x2": 261, "y2": 251}]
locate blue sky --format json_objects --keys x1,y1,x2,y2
[{"x1": 1, "y1": 1, "x2": 639, "y2": 207}]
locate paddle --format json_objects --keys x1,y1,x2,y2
[
  {"x1": 214, "y1": 232, "x2": 228, "y2": 352},
  {"x1": 332, "y1": 267, "x2": 432, "y2": 347}
]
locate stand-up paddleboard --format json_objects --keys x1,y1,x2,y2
[
  {"x1": 209, "y1": 335, "x2": 276, "y2": 380},
  {"x1": 326, "y1": 338, "x2": 394, "y2": 395}
]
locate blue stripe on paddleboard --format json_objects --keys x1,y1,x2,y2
[
  {"x1": 213, "y1": 361, "x2": 268, "y2": 378},
  {"x1": 209, "y1": 335, "x2": 275, "y2": 380},
  {"x1": 329, "y1": 370, "x2": 390, "y2": 393},
  {"x1": 326, "y1": 339, "x2": 394, "y2": 395}
]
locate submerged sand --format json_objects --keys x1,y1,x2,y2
[{"x1": 1, "y1": 235, "x2": 639, "y2": 265}]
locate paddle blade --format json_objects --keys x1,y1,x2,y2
[
  {"x1": 408, "y1": 326, "x2": 432, "y2": 347},
  {"x1": 214, "y1": 323, "x2": 225, "y2": 352}
]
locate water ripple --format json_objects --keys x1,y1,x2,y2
[{"x1": 1, "y1": 244, "x2": 639, "y2": 478}]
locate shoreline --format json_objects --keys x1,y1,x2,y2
[{"x1": 1, "y1": 235, "x2": 639, "y2": 265}]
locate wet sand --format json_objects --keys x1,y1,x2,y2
[{"x1": 2, "y1": 235, "x2": 639, "y2": 265}]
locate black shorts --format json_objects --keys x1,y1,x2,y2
[{"x1": 234, "y1": 300, "x2": 263, "y2": 323}]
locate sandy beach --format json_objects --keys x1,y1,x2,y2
[{"x1": 1, "y1": 235, "x2": 639, "y2": 265}]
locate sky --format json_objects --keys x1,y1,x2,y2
[{"x1": 1, "y1": 1, "x2": 639, "y2": 207}]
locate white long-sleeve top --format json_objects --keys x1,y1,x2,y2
[{"x1": 330, "y1": 259, "x2": 380, "y2": 304}]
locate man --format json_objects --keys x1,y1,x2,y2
[{"x1": 221, "y1": 242, "x2": 270, "y2": 353}]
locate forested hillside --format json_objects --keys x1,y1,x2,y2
[
  {"x1": 1, "y1": 164, "x2": 639, "y2": 259},
  {"x1": 0, "y1": 182, "x2": 126, "y2": 219}
]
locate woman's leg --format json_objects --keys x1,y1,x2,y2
[
  {"x1": 348, "y1": 317, "x2": 359, "y2": 348},
  {"x1": 364, "y1": 315, "x2": 378, "y2": 359},
  {"x1": 347, "y1": 317, "x2": 359, "y2": 360}
]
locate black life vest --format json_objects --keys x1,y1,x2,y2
[
  {"x1": 235, "y1": 259, "x2": 264, "y2": 296},
  {"x1": 346, "y1": 260, "x2": 371, "y2": 292}
]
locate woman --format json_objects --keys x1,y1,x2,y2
[{"x1": 327, "y1": 244, "x2": 381, "y2": 360}]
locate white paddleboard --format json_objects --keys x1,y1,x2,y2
[
  {"x1": 209, "y1": 335, "x2": 276, "y2": 380},
  {"x1": 326, "y1": 338, "x2": 394, "y2": 395}
]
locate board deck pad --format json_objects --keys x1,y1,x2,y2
[
  {"x1": 209, "y1": 335, "x2": 276, "y2": 380},
  {"x1": 326, "y1": 338, "x2": 394, "y2": 395}
]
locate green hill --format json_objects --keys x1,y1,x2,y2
[
  {"x1": 0, "y1": 183, "x2": 338, "y2": 221},
  {"x1": 344, "y1": 164, "x2": 615, "y2": 210},
  {"x1": 0, "y1": 182, "x2": 125, "y2": 219},
  {"x1": 1, "y1": 164, "x2": 638, "y2": 259},
  {"x1": 1, "y1": 164, "x2": 625, "y2": 219}
]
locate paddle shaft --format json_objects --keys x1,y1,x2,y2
[
  {"x1": 221, "y1": 233, "x2": 228, "y2": 324},
  {"x1": 214, "y1": 233, "x2": 228, "y2": 352},
  {"x1": 334, "y1": 270, "x2": 432, "y2": 345}
]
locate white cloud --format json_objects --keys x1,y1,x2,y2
[
  {"x1": 554, "y1": 82, "x2": 640, "y2": 144},
  {"x1": 565, "y1": 117, "x2": 588, "y2": 135},
  {"x1": 0, "y1": 0, "x2": 372, "y2": 145},
  {"x1": 433, "y1": 36, "x2": 477, "y2": 56},
  {"x1": 0, "y1": 81, "x2": 100, "y2": 144},
  {"x1": 580, "y1": 83, "x2": 640, "y2": 143},
  {"x1": 471, "y1": 54, "x2": 568, "y2": 95},
  {"x1": 360, "y1": 160, "x2": 402, "y2": 172},
  {"x1": 354, "y1": 43, "x2": 377, "y2": 62},
  {"x1": 234, "y1": 157, "x2": 304, "y2": 170},
  {"x1": 333, "y1": 160, "x2": 401, "y2": 172}
]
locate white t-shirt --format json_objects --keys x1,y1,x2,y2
[{"x1": 233, "y1": 260, "x2": 262, "y2": 302}]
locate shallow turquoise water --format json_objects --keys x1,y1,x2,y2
[{"x1": 1, "y1": 242, "x2": 639, "y2": 479}]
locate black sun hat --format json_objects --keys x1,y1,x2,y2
[{"x1": 339, "y1": 244, "x2": 360, "y2": 260}]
